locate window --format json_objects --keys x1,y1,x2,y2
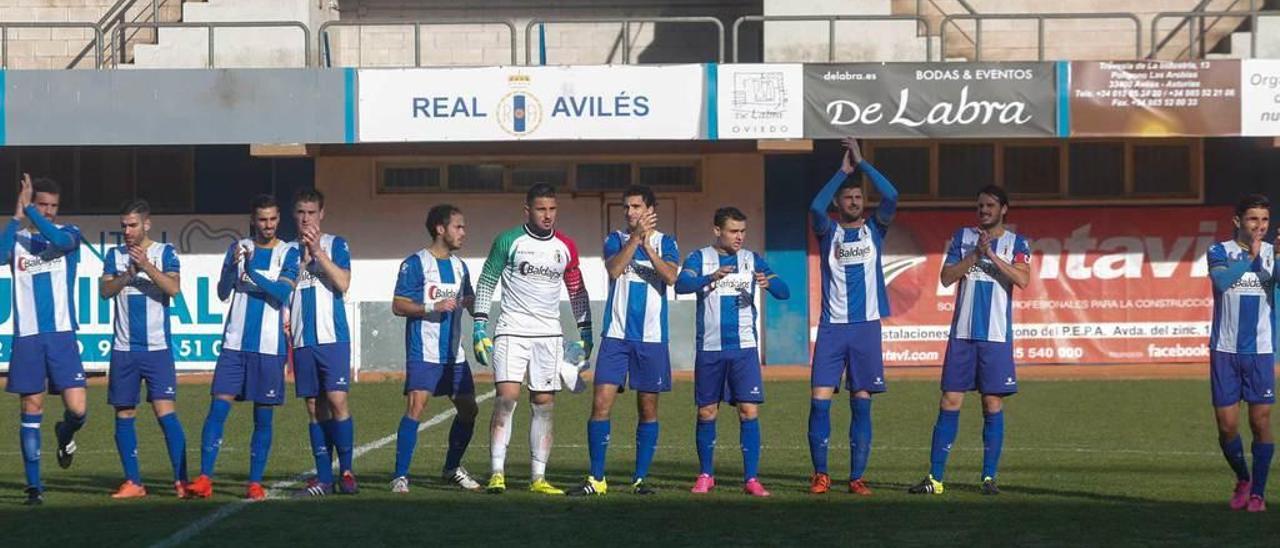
[
  {"x1": 576, "y1": 163, "x2": 632, "y2": 191},
  {"x1": 378, "y1": 165, "x2": 442, "y2": 193},
  {"x1": 865, "y1": 139, "x2": 1200, "y2": 203},
  {"x1": 511, "y1": 165, "x2": 569, "y2": 189},
  {"x1": 447, "y1": 164, "x2": 504, "y2": 192},
  {"x1": 0, "y1": 147, "x2": 195, "y2": 214},
  {"x1": 637, "y1": 162, "x2": 699, "y2": 190}
]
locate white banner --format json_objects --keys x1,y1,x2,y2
[
  {"x1": 715, "y1": 63, "x2": 804, "y2": 139},
  {"x1": 1242, "y1": 59, "x2": 1280, "y2": 136},
  {"x1": 358, "y1": 65, "x2": 708, "y2": 142}
]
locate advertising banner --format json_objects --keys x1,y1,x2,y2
[
  {"x1": 803, "y1": 62, "x2": 1059, "y2": 138},
  {"x1": 715, "y1": 63, "x2": 805, "y2": 139},
  {"x1": 810, "y1": 207, "x2": 1227, "y2": 366},
  {"x1": 1, "y1": 215, "x2": 247, "y2": 372},
  {"x1": 358, "y1": 65, "x2": 708, "y2": 142},
  {"x1": 1070, "y1": 60, "x2": 1241, "y2": 136},
  {"x1": 1241, "y1": 59, "x2": 1280, "y2": 136}
]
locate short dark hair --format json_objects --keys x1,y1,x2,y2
[
  {"x1": 120, "y1": 199, "x2": 151, "y2": 217},
  {"x1": 293, "y1": 188, "x2": 325, "y2": 210},
  {"x1": 977, "y1": 184, "x2": 1009, "y2": 208},
  {"x1": 836, "y1": 178, "x2": 862, "y2": 195},
  {"x1": 1236, "y1": 193, "x2": 1270, "y2": 218},
  {"x1": 426, "y1": 204, "x2": 462, "y2": 241},
  {"x1": 714, "y1": 206, "x2": 748, "y2": 228},
  {"x1": 250, "y1": 193, "x2": 279, "y2": 213},
  {"x1": 32, "y1": 176, "x2": 61, "y2": 196},
  {"x1": 526, "y1": 182, "x2": 556, "y2": 206},
  {"x1": 621, "y1": 185, "x2": 656, "y2": 208}
]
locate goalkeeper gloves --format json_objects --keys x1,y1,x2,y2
[
  {"x1": 578, "y1": 324, "x2": 594, "y2": 361},
  {"x1": 473, "y1": 319, "x2": 494, "y2": 366}
]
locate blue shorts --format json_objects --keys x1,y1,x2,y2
[
  {"x1": 1210, "y1": 350, "x2": 1276, "y2": 407},
  {"x1": 594, "y1": 338, "x2": 672, "y2": 393},
  {"x1": 5, "y1": 332, "x2": 86, "y2": 395},
  {"x1": 294, "y1": 342, "x2": 352, "y2": 398},
  {"x1": 211, "y1": 349, "x2": 287, "y2": 405},
  {"x1": 694, "y1": 349, "x2": 764, "y2": 407},
  {"x1": 941, "y1": 338, "x2": 1018, "y2": 395},
  {"x1": 108, "y1": 349, "x2": 177, "y2": 407},
  {"x1": 405, "y1": 361, "x2": 475, "y2": 397},
  {"x1": 811, "y1": 322, "x2": 886, "y2": 394}
]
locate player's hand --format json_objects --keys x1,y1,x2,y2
[
  {"x1": 841, "y1": 137, "x2": 863, "y2": 172},
  {"x1": 638, "y1": 212, "x2": 658, "y2": 238},
  {"x1": 754, "y1": 271, "x2": 770, "y2": 290},
  {"x1": 578, "y1": 325, "x2": 594, "y2": 360},
  {"x1": 472, "y1": 320, "x2": 493, "y2": 366},
  {"x1": 709, "y1": 265, "x2": 735, "y2": 282},
  {"x1": 1250, "y1": 232, "x2": 1263, "y2": 259},
  {"x1": 976, "y1": 229, "x2": 991, "y2": 257},
  {"x1": 127, "y1": 244, "x2": 151, "y2": 270},
  {"x1": 14, "y1": 173, "x2": 32, "y2": 219},
  {"x1": 433, "y1": 297, "x2": 458, "y2": 313}
]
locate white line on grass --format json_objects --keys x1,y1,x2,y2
[{"x1": 149, "y1": 389, "x2": 496, "y2": 548}]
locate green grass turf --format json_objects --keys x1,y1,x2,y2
[{"x1": 1, "y1": 378, "x2": 1277, "y2": 546}]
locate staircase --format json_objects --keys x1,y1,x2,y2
[{"x1": 121, "y1": 0, "x2": 333, "y2": 68}]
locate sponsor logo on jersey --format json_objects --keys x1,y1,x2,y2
[
  {"x1": 518, "y1": 261, "x2": 564, "y2": 281},
  {"x1": 427, "y1": 284, "x2": 461, "y2": 300}
]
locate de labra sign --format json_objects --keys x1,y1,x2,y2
[
  {"x1": 803, "y1": 63, "x2": 1058, "y2": 138},
  {"x1": 358, "y1": 65, "x2": 707, "y2": 142}
]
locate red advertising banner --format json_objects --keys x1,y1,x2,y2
[{"x1": 809, "y1": 207, "x2": 1230, "y2": 366}]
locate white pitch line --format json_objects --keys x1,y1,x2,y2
[{"x1": 149, "y1": 389, "x2": 496, "y2": 548}]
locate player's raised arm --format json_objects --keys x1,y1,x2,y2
[
  {"x1": 646, "y1": 233, "x2": 681, "y2": 286},
  {"x1": 216, "y1": 241, "x2": 240, "y2": 301},
  {"x1": 939, "y1": 230, "x2": 977, "y2": 288},
  {"x1": 99, "y1": 247, "x2": 131, "y2": 299},
  {"x1": 1208, "y1": 242, "x2": 1252, "y2": 293},
  {"x1": 313, "y1": 235, "x2": 352, "y2": 294},
  {"x1": 983, "y1": 235, "x2": 1032, "y2": 290},
  {"x1": 862, "y1": 160, "x2": 899, "y2": 228},
  {"x1": 134, "y1": 244, "x2": 181, "y2": 298},
  {"x1": 809, "y1": 144, "x2": 854, "y2": 237},
  {"x1": 246, "y1": 246, "x2": 297, "y2": 307},
  {"x1": 603, "y1": 229, "x2": 639, "y2": 280},
  {"x1": 0, "y1": 218, "x2": 18, "y2": 266}
]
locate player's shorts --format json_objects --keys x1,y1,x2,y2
[
  {"x1": 211, "y1": 349, "x2": 287, "y2": 405},
  {"x1": 108, "y1": 349, "x2": 177, "y2": 407},
  {"x1": 941, "y1": 337, "x2": 1018, "y2": 395},
  {"x1": 694, "y1": 348, "x2": 764, "y2": 407},
  {"x1": 811, "y1": 321, "x2": 886, "y2": 394},
  {"x1": 405, "y1": 360, "x2": 475, "y2": 397},
  {"x1": 492, "y1": 335, "x2": 563, "y2": 392},
  {"x1": 294, "y1": 342, "x2": 352, "y2": 398},
  {"x1": 5, "y1": 332, "x2": 86, "y2": 395},
  {"x1": 594, "y1": 337, "x2": 672, "y2": 393},
  {"x1": 1210, "y1": 350, "x2": 1276, "y2": 407}
]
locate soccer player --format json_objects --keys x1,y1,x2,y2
[
  {"x1": 389, "y1": 204, "x2": 484, "y2": 494},
  {"x1": 99, "y1": 200, "x2": 188, "y2": 499},
  {"x1": 1206, "y1": 194, "x2": 1275, "y2": 512},
  {"x1": 189, "y1": 194, "x2": 300, "y2": 501},
  {"x1": 473, "y1": 183, "x2": 591, "y2": 495},
  {"x1": 288, "y1": 189, "x2": 358, "y2": 497},
  {"x1": 568, "y1": 185, "x2": 679, "y2": 497},
  {"x1": 675, "y1": 207, "x2": 789, "y2": 497},
  {"x1": 1, "y1": 174, "x2": 88, "y2": 506},
  {"x1": 807, "y1": 137, "x2": 898, "y2": 496},
  {"x1": 908, "y1": 185, "x2": 1030, "y2": 496}
]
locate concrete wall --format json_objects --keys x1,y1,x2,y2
[
  {"x1": 131, "y1": 0, "x2": 334, "y2": 68},
  {"x1": 312, "y1": 147, "x2": 767, "y2": 371},
  {"x1": 0, "y1": 0, "x2": 181, "y2": 69}
]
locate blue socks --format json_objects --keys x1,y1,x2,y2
[
  {"x1": 1252, "y1": 442, "x2": 1275, "y2": 497},
  {"x1": 587, "y1": 419, "x2": 610, "y2": 481},
  {"x1": 929, "y1": 409, "x2": 961, "y2": 481},
  {"x1": 20, "y1": 413, "x2": 42, "y2": 490},
  {"x1": 1221, "y1": 436, "x2": 1250, "y2": 481},
  {"x1": 248, "y1": 406, "x2": 274, "y2": 483},
  {"x1": 635, "y1": 421, "x2": 659, "y2": 481},
  {"x1": 807, "y1": 399, "x2": 831, "y2": 474},
  {"x1": 157, "y1": 413, "x2": 188, "y2": 483},
  {"x1": 309, "y1": 422, "x2": 333, "y2": 484},
  {"x1": 982, "y1": 411, "x2": 1005, "y2": 479},
  {"x1": 741, "y1": 418, "x2": 761, "y2": 482},
  {"x1": 695, "y1": 419, "x2": 716, "y2": 476},
  {"x1": 200, "y1": 399, "x2": 232, "y2": 477},
  {"x1": 115, "y1": 416, "x2": 141, "y2": 484},
  {"x1": 444, "y1": 416, "x2": 474, "y2": 471},
  {"x1": 56, "y1": 409, "x2": 86, "y2": 446},
  {"x1": 333, "y1": 417, "x2": 354, "y2": 474},
  {"x1": 394, "y1": 415, "x2": 419, "y2": 479},
  {"x1": 850, "y1": 398, "x2": 872, "y2": 481}
]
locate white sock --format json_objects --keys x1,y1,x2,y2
[
  {"x1": 489, "y1": 397, "x2": 517, "y2": 475},
  {"x1": 530, "y1": 401, "x2": 555, "y2": 480}
]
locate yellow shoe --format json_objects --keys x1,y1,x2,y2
[
  {"x1": 529, "y1": 478, "x2": 564, "y2": 495},
  {"x1": 486, "y1": 473, "x2": 506, "y2": 494},
  {"x1": 565, "y1": 476, "x2": 608, "y2": 496},
  {"x1": 907, "y1": 475, "x2": 945, "y2": 495}
]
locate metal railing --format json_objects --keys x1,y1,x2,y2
[
  {"x1": 941, "y1": 12, "x2": 1143, "y2": 61},
  {"x1": 526, "y1": 17, "x2": 725, "y2": 65},
  {"x1": 915, "y1": 0, "x2": 978, "y2": 49},
  {"x1": 1, "y1": 22, "x2": 103, "y2": 69},
  {"x1": 319, "y1": 19, "x2": 517, "y2": 67},
  {"x1": 114, "y1": 21, "x2": 310, "y2": 68},
  {"x1": 1151, "y1": 7, "x2": 1267, "y2": 59},
  {"x1": 69, "y1": 0, "x2": 182, "y2": 68},
  {"x1": 730, "y1": 14, "x2": 933, "y2": 62},
  {"x1": 1150, "y1": 0, "x2": 1253, "y2": 59}
]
